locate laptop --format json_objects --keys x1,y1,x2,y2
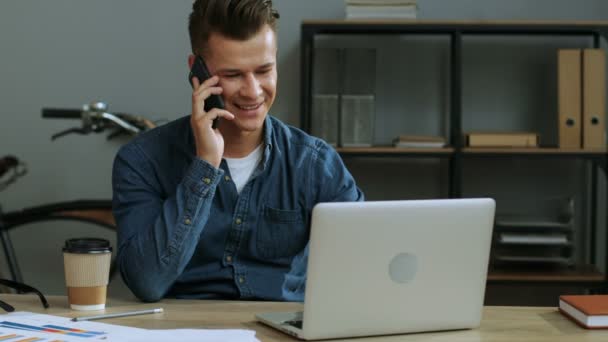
[{"x1": 256, "y1": 198, "x2": 495, "y2": 340}]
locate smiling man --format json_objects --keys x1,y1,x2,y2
[{"x1": 112, "y1": 0, "x2": 363, "y2": 302}]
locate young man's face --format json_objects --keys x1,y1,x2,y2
[{"x1": 204, "y1": 24, "x2": 277, "y2": 134}]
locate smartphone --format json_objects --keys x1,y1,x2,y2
[{"x1": 189, "y1": 56, "x2": 224, "y2": 129}]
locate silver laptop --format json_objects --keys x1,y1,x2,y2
[{"x1": 256, "y1": 198, "x2": 495, "y2": 340}]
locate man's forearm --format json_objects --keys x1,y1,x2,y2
[
  {"x1": 113, "y1": 155, "x2": 224, "y2": 302},
  {"x1": 116, "y1": 193, "x2": 212, "y2": 301}
]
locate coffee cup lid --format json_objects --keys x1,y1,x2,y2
[{"x1": 63, "y1": 238, "x2": 112, "y2": 254}]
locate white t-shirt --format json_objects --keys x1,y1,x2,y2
[{"x1": 224, "y1": 144, "x2": 264, "y2": 194}]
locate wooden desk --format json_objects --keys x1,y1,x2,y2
[{"x1": 1, "y1": 294, "x2": 607, "y2": 341}]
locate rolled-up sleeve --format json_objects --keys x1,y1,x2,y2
[{"x1": 112, "y1": 143, "x2": 223, "y2": 302}]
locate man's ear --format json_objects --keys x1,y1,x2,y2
[{"x1": 187, "y1": 54, "x2": 196, "y2": 69}]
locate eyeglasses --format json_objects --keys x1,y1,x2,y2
[{"x1": 0, "y1": 278, "x2": 49, "y2": 312}]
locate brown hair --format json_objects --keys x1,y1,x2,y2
[{"x1": 188, "y1": 0, "x2": 280, "y2": 56}]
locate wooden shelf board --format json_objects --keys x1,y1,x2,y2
[
  {"x1": 488, "y1": 265, "x2": 605, "y2": 282},
  {"x1": 336, "y1": 147, "x2": 454, "y2": 154},
  {"x1": 333, "y1": 147, "x2": 606, "y2": 155},
  {"x1": 303, "y1": 19, "x2": 608, "y2": 27},
  {"x1": 463, "y1": 147, "x2": 608, "y2": 154}
]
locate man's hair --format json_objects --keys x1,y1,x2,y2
[{"x1": 188, "y1": 0, "x2": 280, "y2": 56}]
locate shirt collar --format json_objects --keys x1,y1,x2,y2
[
  {"x1": 262, "y1": 115, "x2": 275, "y2": 171},
  {"x1": 186, "y1": 114, "x2": 277, "y2": 170}
]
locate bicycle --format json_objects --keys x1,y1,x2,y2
[{"x1": 0, "y1": 102, "x2": 157, "y2": 307}]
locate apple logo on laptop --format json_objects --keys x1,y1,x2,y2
[{"x1": 389, "y1": 253, "x2": 418, "y2": 284}]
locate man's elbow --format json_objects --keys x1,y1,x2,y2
[
  {"x1": 118, "y1": 259, "x2": 167, "y2": 303},
  {"x1": 282, "y1": 272, "x2": 306, "y2": 302},
  {"x1": 132, "y1": 283, "x2": 165, "y2": 302}
]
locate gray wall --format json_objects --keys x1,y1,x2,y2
[{"x1": 1, "y1": 0, "x2": 607, "y2": 297}]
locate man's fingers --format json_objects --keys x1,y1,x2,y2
[
  {"x1": 191, "y1": 76, "x2": 223, "y2": 123},
  {"x1": 194, "y1": 76, "x2": 220, "y2": 95},
  {"x1": 205, "y1": 108, "x2": 235, "y2": 122},
  {"x1": 192, "y1": 86, "x2": 223, "y2": 119},
  {"x1": 191, "y1": 76, "x2": 200, "y2": 89},
  {"x1": 195, "y1": 87, "x2": 223, "y2": 100},
  {"x1": 191, "y1": 108, "x2": 235, "y2": 128},
  {"x1": 193, "y1": 80, "x2": 219, "y2": 94}
]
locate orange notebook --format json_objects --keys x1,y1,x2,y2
[{"x1": 559, "y1": 295, "x2": 608, "y2": 329}]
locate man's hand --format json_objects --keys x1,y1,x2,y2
[{"x1": 190, "y1": 76, "x2": 235, "y2": 168}]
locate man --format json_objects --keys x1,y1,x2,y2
[{"x1": 112, "y1": 0, "x2": 363, "y2": 302}]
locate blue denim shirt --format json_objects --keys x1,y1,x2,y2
[{"x1": 112, "y1": 115, "x2": 363, "y2": 302}]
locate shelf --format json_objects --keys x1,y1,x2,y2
[
  {"x1": 336, "y1": 147, "x2": 454, "y2": 155},
  {"x1": 304, "y1": 19, "x2": 608, "y2": 27},
  {"x1": 333, "y1": 147, "x2": 607, "y2": 156},
  {"x1": 462, "y1": 147, "x2": 608, "y2": 156},
  {"x1": 302, "y1": 20, "x2": 608, "y2": 35},
  {"x1": 488, "y1": 265, "x2": 605, "y2": 283}
]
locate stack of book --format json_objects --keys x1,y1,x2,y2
[
  {"x1": 392, "y1": 135, "x2": 446, "y2": 148},
  {"x1": 465, "y1": 132, "x2": 539, "y2": 148},
  {"x1": 345, "y1": 0, "x2": 417, "y2": 19}
]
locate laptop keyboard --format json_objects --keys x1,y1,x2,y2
[{"x1": 283, "y1": 319, "x2": 303, "y2": 329}]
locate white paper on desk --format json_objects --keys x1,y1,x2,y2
[
  {"x1": 0, "y1": 311, "x2": 147, "y2": 341},
  {"x1": 1, "y1": 312, "x2": 260, "y2": 342},
  {"x1": 129, "y1": 328, "x2": 260, "y2": 342}
]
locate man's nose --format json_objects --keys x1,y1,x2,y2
[{"x1": 240, "y1": 73, "x2": 263, "y2": 99}]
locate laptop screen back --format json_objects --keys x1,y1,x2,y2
[{"x1": 301, "y1": 198, "x2": 495, "y2": 340}]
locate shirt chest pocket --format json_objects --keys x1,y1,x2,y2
[{"x1": 255, "y1": 205, "x2": 308, "y2": 260}]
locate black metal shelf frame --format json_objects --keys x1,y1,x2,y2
[{"x1": 300, "y1": 21, "x2": 608, "y2": 286}]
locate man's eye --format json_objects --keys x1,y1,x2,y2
[{"x1": 225, "y1": 74, "x2": 239, "y2": 78}]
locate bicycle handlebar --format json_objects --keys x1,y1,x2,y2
[
  {"x1": 41, "y1": 102, "x2": 158, "y2": 140},
  {"x1": 2, "y1": 102, "x2": 158, "y2": 191},
  {"x1": 41, "y1": 109, "x2": 82, "y2": 119}
]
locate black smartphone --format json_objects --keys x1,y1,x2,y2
[{"x1": 189, "y1": 56, "x2": 224, "y2": 129}]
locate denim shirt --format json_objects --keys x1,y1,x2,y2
[{"x1": 112, "y1": 115, "x2": 364, "y2": 302}]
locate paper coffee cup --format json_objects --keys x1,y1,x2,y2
[{"x1": 63, "y1": 238, "x2": 112, "y2": 311}]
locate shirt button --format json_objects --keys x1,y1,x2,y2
[
  {"x1": 239, "y1": 276, "x2": 245, "y2": 284},
  {"x1": 203, "y1": 177, "x2": 211, "y2": 184},
  {"x1": 235, "y1": 218, "x2": 242, "y2": 225},
  {"x1": 225, "y1": 176, "x2": 231, "y2": 181},
  {"x1": 184, "y1": 218, "x2": 192, "y2": 225},
  {"x1": 226, "y1": 255, "x2": 232, "y2": 263}
]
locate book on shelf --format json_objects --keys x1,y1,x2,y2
[
  {"x1": 346, "y1": 0, "x2": 417, "y2": 5},
  {"x1": 466, "y1": 132, "x2": 539, "y2": 148},
  {"x1": 392, "y1": 135, "x2": 446, "y2": 148},
  {"x1": 559, "y1": 295, "x2": 608, "y2": 329},
  {"x1": 346, "y1": 7, "x2": 417, "y2": 19},
  {"x1": 558, "y1": 49, "x2": 582, "y2": 149},
  {"x1": 345, "y1": 0, "x2": 417, "y2": 19},
  {"x1": 311, "y1": 94, "x2": 339, "y2": 146},
  {"x1": 582, "y1": 49, "x2": 606, "y2": 150}
]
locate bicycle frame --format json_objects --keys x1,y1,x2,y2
[
  {"x1": 0, "y1": 200, "x2": 115, "y2": 283},
  {"x1": 0, "y1": 102, "x2": 154, "y2": 288}
]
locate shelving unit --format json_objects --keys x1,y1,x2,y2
[
  {"x1": 336, "y1": 147, "x2": 454, "y2": 155},
  {"x1": 301, "y1": 20, "x2": 608, "y2": 305}
]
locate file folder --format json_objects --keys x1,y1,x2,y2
[
  {"x1": 582, "y1": 49, "x2": 606, "y2": 150},
  {"x1": 558, "y1": 49, "x2": 582, "y2": 149}
]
